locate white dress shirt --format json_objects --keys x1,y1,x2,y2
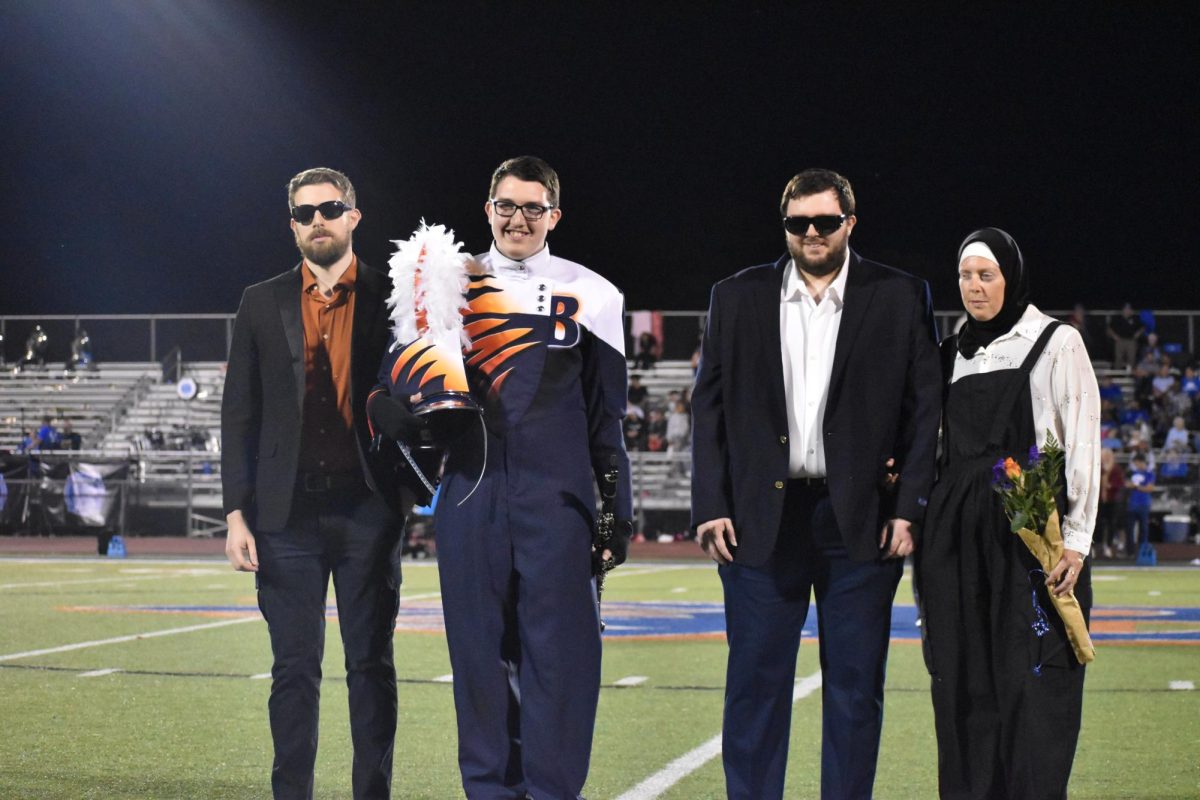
[
  {"x1": 949, "y1": 304, "x2": 1101, "y2": 554},
  {"x1": 779, "y1": 253, "x2": 850, "y2": 478}
]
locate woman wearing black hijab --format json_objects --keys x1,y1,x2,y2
[{"x1": 917, "y1": 228, "x2": 1100, "y2": 799}]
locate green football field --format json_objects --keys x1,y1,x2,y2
[{"x1": 1, "y1": 557, "x2": 1197, "y2": 799}]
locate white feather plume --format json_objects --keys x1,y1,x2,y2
[{"x1": 386, "y1": 220, "x2": 471, "y2": 349}]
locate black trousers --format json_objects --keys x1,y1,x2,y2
[{"x1": 255, "y1": 487, "x2": 403, "y2": 800}]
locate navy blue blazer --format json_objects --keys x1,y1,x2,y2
[{"x1": 690, "y1": 251, "x2": 942, "y2": 565}]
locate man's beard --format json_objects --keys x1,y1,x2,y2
[
  {"x1": 295, "y1": 227, "x2": 350, "y2": 267},
  {"x1": 788, "y1": 235, "x2": 847, "y2": 277}
]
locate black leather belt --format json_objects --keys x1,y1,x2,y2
[
  {"x1": 296, "y1": 472, "x2": 362, "y2": 493},
  {"x1": 789, "y1": 476, "x2": 828, "y2": 488}
]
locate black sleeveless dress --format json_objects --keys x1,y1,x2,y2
[{"x1": 917, "y1": 321, "x2": 1091, "y2": 800}]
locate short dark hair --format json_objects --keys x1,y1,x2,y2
[
  {"x1": 287, "y1": 167, "x2": 356, "y2": 209},
  {"x1": 489, "y1": 156, "x2": 560, "y2": 207},
  {"x1": 779, "y1": 168, "x2": 856, "y2": 217}
]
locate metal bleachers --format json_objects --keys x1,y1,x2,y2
[{"x1": 0, "y1": 362, "x2": 157, "y2": 452}]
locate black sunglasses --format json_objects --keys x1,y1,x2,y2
[
  {"x1": 782, "y1": 214, "x2": 848, "y2": 236},
  {"x1": 290, "y1": 200, "x2": 352, "y2": 225}
]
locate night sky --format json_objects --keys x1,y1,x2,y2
[{"x1": 2, "y1": 2, "x2": 1196, "y2": 317}]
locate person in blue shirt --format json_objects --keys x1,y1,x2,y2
[
  {"x1": 1126, "y1": 453, "x2": 1156, "y2": 548},
  {"x1": 34, "y1": 416, "x2": 61, "y2": 450},
  {"x1": 1180, "y1": 366, "x2": 1200, "y2": 398}
]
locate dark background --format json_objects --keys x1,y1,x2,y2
[{"x1": 2, "y1": 1, "x2": 1196, "y2": 317}]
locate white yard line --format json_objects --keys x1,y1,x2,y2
[
  {"x1": 1168, "y1": 680, "x2": 1195, "y2": 691},
  {"x1": 613, "y1": 675, "x2": 648, "y2": 687},
  {"x1": 78, "y1": 668, "x2": 122, "y2": 678},
  {"x1": 0, "y1": 616, "x2": 262, "y2": 663},
  {"x1": 606, "y1": 565, "x2": 696, "y2": 580},
  {"x1": 250, "y1": 672, "x2": 272, "y2": 680},
  {"x1": 432, "y1": 673, "x2": 454, "y2": 683},
  {"x1": 0, "y1": 574, "x2": 172, "y2": 590},
  {"x1": 614, "y1": 671, "x2": 822, "y2": 800}
]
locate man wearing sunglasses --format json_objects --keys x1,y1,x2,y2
[
  {"x1": 415, "y1": 156, "x2": 632, "y2": 799},
  {"x1": 691, "y1": 169, "x2": 941, "y2": 799},
  {"x1": 222, "y1": 167, "x2": 421, "y2": 799}
]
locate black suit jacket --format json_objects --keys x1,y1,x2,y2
[
  {"x1": 690, "y1": 251, "x2": 942, "y2": 565},
  {"x1": 221, "y1": 259, "x2": 412, "y2": 531}
]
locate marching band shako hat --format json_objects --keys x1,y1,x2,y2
[{"x1": 384, "y1": 222, "x2": 481, "y2": 447}]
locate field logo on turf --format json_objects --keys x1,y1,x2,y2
[{"x1": 57, "y1": 603, "x2": 1200, "y2": 644}]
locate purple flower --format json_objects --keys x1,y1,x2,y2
[
  {"x1": 992, "y1": 459, "x2": 1008, "y2": 485},
  {"x1": 1028, "y1": 445, "x2": 1041, "y2": 467}
]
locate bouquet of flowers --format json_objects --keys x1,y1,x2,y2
[{"x1": 993, "y1": 431, "x2": 1095, "y2": 665}]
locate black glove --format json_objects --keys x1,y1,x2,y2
[
  {"x1": 603, "y1": 520, "x2": 634, "y2": 568},
  {"x1": 368, "y1": 394, "x2": 431, "y2": 446}
]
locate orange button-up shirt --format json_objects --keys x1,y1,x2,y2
[{"x1": 298, "y1": 257, "x2": 359, "y2": 474}]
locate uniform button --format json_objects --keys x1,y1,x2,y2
[
  {"x1": 779, "y1": 435, "x2": 788, "y2": 444},
  {"x1": 774, "y1": 481, "x2": 784, "y2": 489},
  {"x1": 808, "y1": 449, "x2": 815, "y2": 454}
]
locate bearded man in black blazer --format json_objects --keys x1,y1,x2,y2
[
  {"x1": 691, "y1": 169, "x2": 941, "y2": 800},
  {"x1": 222, "y1": 167, "x2": 420, "y2": 800}
]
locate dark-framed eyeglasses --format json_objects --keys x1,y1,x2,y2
[
  {"x1": 782, "y1": 214, "x2": 848, "y2": 237},
  {"x1": 290, "y1": 200, "x2": 353, "y2": 225},
  {"x1": 490, "y1": 199, "x2": 554, "y2": 221}
]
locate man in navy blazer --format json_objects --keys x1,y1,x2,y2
[{"x1": 691, "y1": 169, "x2": 941, "y2": 799}]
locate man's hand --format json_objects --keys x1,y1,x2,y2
[
  {"x1": 368, "y1": 393, "x2": 429, "y2": 445},
  {"x1": 698, "y1": 517, "x2": 737, "y2": 565},
  {"x1": 879, "y1": 518, "x2": 915, "y2": 559},
  {"x1": 225, "y1": 510, "x2": 258, "y2": 572},
  {"x1": 600, "y1": 521, "x2": 633, "y2": 568},
  {"x1": 1046, "y1": 549, "x2": 1086, "y2": 597}
]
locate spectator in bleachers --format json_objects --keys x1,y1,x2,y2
[
  {"x1": 645, "y1": 406, "x2": 666, "y2": 452},
  {"x1": 633, "y1": 331, "x2": 659, "y2": 371},
  {"x1": 1128, "y1": 435, "x2": 1156, "y2": 471},
  {"x1": 33, "y1": 416, "x2": 60, "y2": 450},
  {"x1": 1126, "y1": 452, "x2": 1156, "y2": 548},
  {"x1": 1097, "y1": 373, "x2": 1124, "y2": 405},
  {"x1": 1132, "y1": 359, "x2": 1157, "y2": 411},
  {"x1": 1136, "y1": 332, "x2": 1163, "y2": 373},
  {"x1": 61, "y1": 421, "x2": 82, "y2": 451},
  {"x1": 1164, "y1": 416, "x2": 1192, "y2": 452},
  {"x1": 1067, "y1": 303, "x2": 1096, "y2": 355},
  {"x1": 1157, "y1": 447, "x2": 1190, "y2": 483},
  {"x1": 1151, "y1": 361, "x2": 1176, "y2": 398},
  {"x1": 627, "y1": 374, "x2": 648, "y2": 408},
  {"x1": 622, "y1": 406, "x2": 647, "y2": 452},
  {"x1": 1107, "y1": 303, "x2": 1144, "y2": 370},
  {"x1": 665, "y1": 399, "x2": 690, "y2": 474},
  {"x1": 1180, "y1": 364, "x2": 1200, "y2": 397},
  {"x1": 17, "y1": 430, "x2": 33, "y2": 454},
  {"x1": 1097, "y1": 448, "x2": 1126, "y2": 558}
]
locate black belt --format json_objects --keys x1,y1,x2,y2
[
  {"x1": 295, "y1": 471, "x2": 362, "y2": 493},
  {"x1": 788, "y1": 476, "x2": 828, "y2": 488}
]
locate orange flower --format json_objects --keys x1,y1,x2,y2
[{"x1": 1004, "y1": 457, "x2": 1022, "y2": 480}]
